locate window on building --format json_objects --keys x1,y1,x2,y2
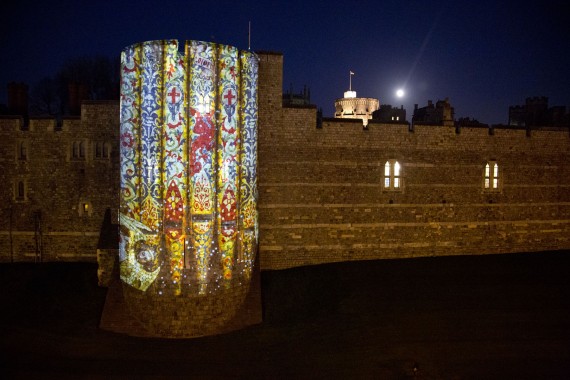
[
  {"x1": 73, "y1": 142, "x2": 80, "y2": 158},
  {"x1": 95, "y1": 141, "x2": 111, "y2": 159},
  {"x1": 18, "y1": 141, "x2": 28, "y2": 160},
  {"x1": 484, "y1": 161, "x2": 500, "y2": 191},
  {"x1": 15, "y1": 180, "x2": 26, "y2": 201},
  {"x1": 384, "y1": 160, "x2": 401, "y2": 190},
  {"x1": 95, "y1": 142, "x2": 102, "y2": 158},
  {"x1": 72, "y1": 141, "x2": 86, "y2": 160},
  {"x1": 79, "y1": 201, "x2": 92, "y2": 217}
]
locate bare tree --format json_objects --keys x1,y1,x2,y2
[
  {"x1": 29, "y1": 76, "x2": 61, "y2": 116},
  {"x1": 30, "y1": 55, "x2": 119, "y2": 116}
]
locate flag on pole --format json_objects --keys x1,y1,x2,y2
[{"x1": 350, "y1": 71, "x2": 355, "y2": 75}]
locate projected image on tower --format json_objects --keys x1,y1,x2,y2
[{"x1": 119, "y1": 40, "x2": 258, "y2": 297}]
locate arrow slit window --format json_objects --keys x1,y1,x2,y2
[
  {"x1": 15, "y1": 180, "x2": 26, "y2": 201},
  {"x1": 18, "y1": 140, "x2": 28, "y2": 160}
]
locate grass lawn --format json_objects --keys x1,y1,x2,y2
[{"x1": 1, "y1": 251, "x2": 570, "y2": 379}]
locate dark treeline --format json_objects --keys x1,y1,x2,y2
[{"x1": 29, "y1": 55, "x2": 120, "y2": 117}]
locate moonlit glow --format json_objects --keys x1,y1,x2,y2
[{"x1": 396, "y1": 89, "x2": 405, "y2": 98}]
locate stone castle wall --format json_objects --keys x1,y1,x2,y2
[
  {"x1": 257, "y1": 53, "x2": 570, "y2": 270},
  {"x1": 1, "y1": 53, "x2": 570, "y2": 270},
  {"x1": 0, "y1": 101, "x2": 119, "y2": 262}
]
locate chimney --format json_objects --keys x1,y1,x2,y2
[
  {"x1": 7, "y1": 82, "x2": 29, "y2": 116},
  {"x1": 68, "y1": 82, "x2": 89, "y2": 115}
]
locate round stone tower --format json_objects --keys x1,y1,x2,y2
[
  {"x1": 334, "y1": 90, "x2": 379, "y2": 126},
  {"x1": 118, "y1": 39, "x2": 260, "y2": 338}
]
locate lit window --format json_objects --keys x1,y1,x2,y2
[
  {"x1": 384, "y1": 160, "x2": 401, "y2": 190},
  {"x1": 79, "y1": 201, "x2": 92, "y2": 217},
  {"x1": 484, "y1": 161, "x2": 500, "y2": 191}
]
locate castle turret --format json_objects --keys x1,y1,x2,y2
[{"x1": 334, "y1": 88, "x2": 379, "y2": 126}]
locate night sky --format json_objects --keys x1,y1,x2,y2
[{"x1": 2, "y1": 0, "x2": 569, "y2": 124}]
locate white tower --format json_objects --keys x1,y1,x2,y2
[{"x1": 334, "y1": 72, "x2": 379, "y2": 126}]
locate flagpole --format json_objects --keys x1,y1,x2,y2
[{"x1": 349, "y1": 71, "x2": 352, "y2": 91}]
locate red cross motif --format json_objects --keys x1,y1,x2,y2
[
  {"x1": 168, "y1": 87, "x2": 181, "y2": 104},
  {"x1": 223, "y1": 89, "x2": 236, "y2": 106}
]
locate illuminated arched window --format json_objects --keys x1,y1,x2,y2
[
  {"x1": 384, "y1": 160, "x2": 401, "y2": 190},
  {"x1": 484, "y1": 161, "x2": 499, "y2": 190}
]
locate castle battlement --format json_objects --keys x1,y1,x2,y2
[
  {"x1": 0, "y1": 47, "x2": 569, "y2": 339},
  {"x1": 1, "y1": 50, "x2": 569, "y2": 277}
]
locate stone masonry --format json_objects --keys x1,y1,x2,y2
[
  {"x1": 0, "y1": 101, "x2": 119, "y2": 262},
  {"x1": 256, "y1": 53, "x2": 570, "y2": 270},
  {"x1": 1, "y1": 52, "x2": 570, "y2": 274}
]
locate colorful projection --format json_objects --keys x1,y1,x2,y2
[{"x1": 119, "y1": 40, "x2": 258, "y2": 296}]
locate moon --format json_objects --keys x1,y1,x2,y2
[{"x1": 396, "y1": 89, "x2": 405, "y2": 98}]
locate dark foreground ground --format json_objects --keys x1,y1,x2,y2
[{"x1": 1, "y1": 251, "x2": 570, "y2": 379}]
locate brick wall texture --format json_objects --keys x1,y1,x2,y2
[
  {"x1": 256, "y1": 53, "x2": 570, "y2": 270},
  {"x1": 1, "y1": 53, "x2": 569, "y2": 272},
  {"x1": 1, "y1": 52, "x2": 569, "y2": 338},
  {"x1": 0, "y1": 102, "x2": 119, "y2": 263}
]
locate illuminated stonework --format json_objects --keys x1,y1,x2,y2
[
  {"x1": 119, "y1": 40, "x2": 258, "y2": 336},
  {"x1": 334, "y1": 90, "x2": 379, "y2": 126}
]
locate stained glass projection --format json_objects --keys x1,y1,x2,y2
[{"x1": 119, "y1": 40, "x2": 258, "y2": 296}]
